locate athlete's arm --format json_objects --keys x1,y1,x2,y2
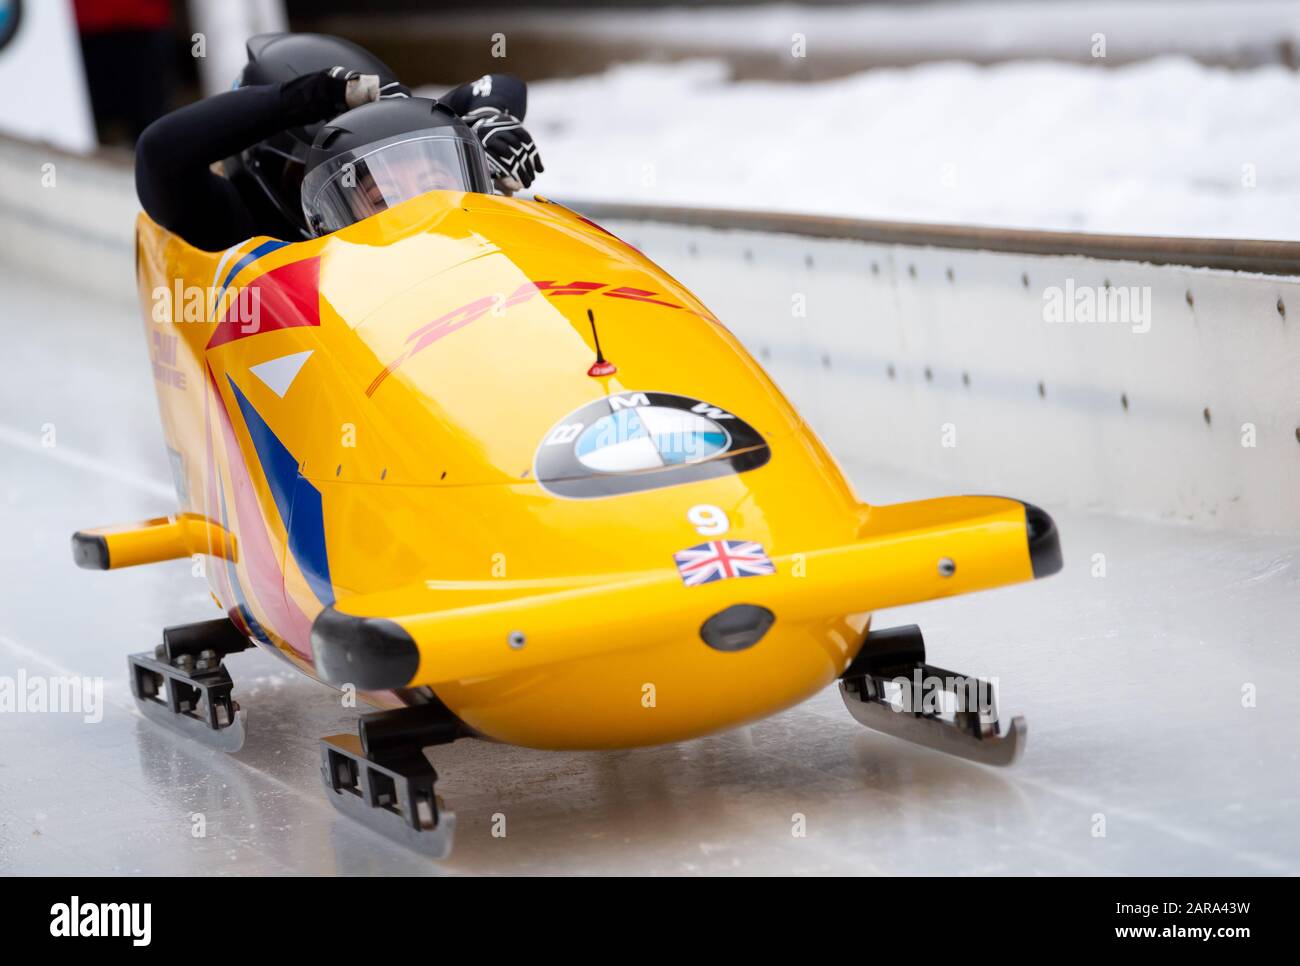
[{"x1": 134, "y1": 71, "x2": 361, "y2": 251}]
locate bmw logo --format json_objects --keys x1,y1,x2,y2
[{"x1": 535, "y1": 391, "x2": 770, "y2": 498}]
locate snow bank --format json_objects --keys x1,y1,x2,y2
[
  {"x1": 511, "y1": 1, "x2": 1300, "y2": 68},
  {"x1": 526, "y1": 56, "x2": 1300, "y2": 240}
]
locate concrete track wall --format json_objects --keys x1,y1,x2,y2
[
  {"x1": 2, "y1": 135, "x2": 1296, "y2": 533},
  {"x1": 0, "y1": 138, "x2": 135, "y2": 298},
  {"x1": 584, "y1": 210, "x2": 1300, "y2": 534}
]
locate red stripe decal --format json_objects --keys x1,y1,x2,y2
[{"x1": 207, "y1": 257, "x2": 322, "y2": 349}]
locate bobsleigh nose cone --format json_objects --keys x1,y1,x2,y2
[{"x1": 1019, "y1": 501, "x2": 1063, "y2": 578}]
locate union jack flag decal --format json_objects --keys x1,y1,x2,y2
[{"x1": 673, "y1": 540, "x2": 776, "y2": 586}]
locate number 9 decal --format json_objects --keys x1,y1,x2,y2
[{"x1": 688, "y1": 504, "x2": 729, "y2": 536}]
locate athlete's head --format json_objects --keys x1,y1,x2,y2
[
  {"x1": 301, "y1": 98, "x2": 492, "y2": 235},
  {"x1": 230, "y1": 32, "x2": 400, "y2": 236}
]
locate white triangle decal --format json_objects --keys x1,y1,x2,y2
[{"x1": 250, "y1": 350, "x2": 313, "y2": 398}]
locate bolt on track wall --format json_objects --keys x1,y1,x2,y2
[
  {"x1": 1, "y1": 131, "x2": 1296, "y2": 534},
  {"x1": 597, "y1": 219, "x2": 1300, "y2": 535}
]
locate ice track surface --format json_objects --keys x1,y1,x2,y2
[{"x1": 0, "y1": 265, "x2": 1297, "y2": 875}]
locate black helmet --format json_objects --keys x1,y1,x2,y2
[
  {"x1": 226, "y1": 33, "x2": 399, "y2": 238},
  {"x1": 301, "y1": 97, "x2": 493, "y2": 235}
]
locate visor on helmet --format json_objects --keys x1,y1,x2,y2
[{"x1": 300, "y1": 128, "x2": 492, "y2": 233}]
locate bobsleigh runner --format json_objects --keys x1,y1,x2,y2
[{"x1": 74, "y1": 186, "x2": 1061, "y2": 857}]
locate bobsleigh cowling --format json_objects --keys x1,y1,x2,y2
[{"x1": 79, "y1": 188, "x2": 1060, "y2": 854}]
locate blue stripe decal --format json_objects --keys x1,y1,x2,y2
[
  {"x1": 287, "y1": 478, "x2": 335, "y2": 606},
  {"x1": 227, "y1": 376, "x2": 296, "y2": 525},
  {"x1": 227, "y1": 376, "x2": 335, "y2": 606},
  {"x1": 217, "y1": 239, "x2": 289, "y2": 304}
]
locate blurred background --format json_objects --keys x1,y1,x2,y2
[{"x1": 4, "y1": 0, "x2": 1300, "y2": 236}]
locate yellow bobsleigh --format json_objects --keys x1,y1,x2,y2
[{"x1": 74, "y1": 189, "x2": 1060, "y2": 856}]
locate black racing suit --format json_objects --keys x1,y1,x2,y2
[{"x1": 135, "y1": 72, "x2": 528, "y2": 252}]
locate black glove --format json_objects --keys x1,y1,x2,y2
[
  {"x1": 463, "y1": 106, "x2": 543, "y2": 191},
  {"x1": 280, "y1": 68, "x2": 402, "y2": 125},
  {"x1": 378, "y1": 80, "x2": 412, "y2": 100}
]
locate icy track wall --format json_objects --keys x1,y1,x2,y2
[
  {"x1": 2, "y1": 134, "x2": 1297, "y2": 534},
  {"x1": 577, "y1": 203, "x2": 1300, "y2": 536}
]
